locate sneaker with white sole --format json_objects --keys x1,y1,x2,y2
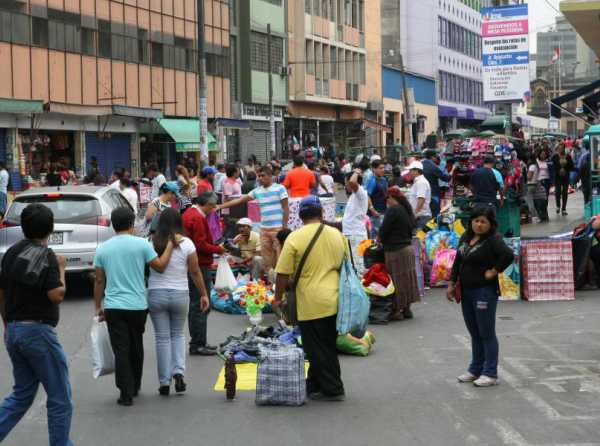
[
  {"x1": 457, "y1": 372, "x2": 479, "y2": 383},
  {"x1": 473, "y1": 375, "x2": 498, "y2": 387}
]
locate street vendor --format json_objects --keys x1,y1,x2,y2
[{"x1": 229, "y1": 218, "x2": 263, "y2": 279}]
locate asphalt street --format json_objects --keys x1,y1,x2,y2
[{"x1": 1, "y1": 191, "x2": 599, "y2": 446}]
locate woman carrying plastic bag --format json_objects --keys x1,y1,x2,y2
[{"x1": 91, "y1": 317, "x2": 114, "y2": 379}]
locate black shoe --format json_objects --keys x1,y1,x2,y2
[
  {"x1": 556, "y1": 208, "x2": 560, "y2": 214},
  {"x1": 189, "y1": 346, "x2": 217, "y2": 356},
  {"x1": 158, "y1": 386, "x2": 170, "y2": 396},
  {"x1": 133, "y1": 388, "x2": 140, "y2": 398},
  {"x1": 308, "y1": 392, "x2": 345, "y2": 402},
  {"x1": 204, "y1": 344, "x2": 218, "y2": 351},
  {"x1": 562, "y1": 210, "x2": 568, "y2": 216},
  {"x1": 173, "y1": 374, "x2": 187, "y2": 393},
  {"x1": 117, "y1": 396, "x2": 133, "y2": 406}
]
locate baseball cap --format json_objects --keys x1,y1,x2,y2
[
  {"x1": 370, "y1": 154, "x2": 382, "y2": 162},
  {"x1": 408, "y1": 161, "x2": 424, "y2": 171},
  {"x1": 299, "y1": 195, "x2": 322, "y2": 213},
  {"x1": 236, "y1": 217, "x2": 253, "y2": 227},
  {"x1": 202, "y1": 166, "x2": 216, "y2": 175},
  {"x1": 160, "y1": 181, "x2": 180, "y2": 194}
]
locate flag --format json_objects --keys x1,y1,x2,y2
[{"x1": 551, "y1": 47, "x2": 560, "y2": 64}]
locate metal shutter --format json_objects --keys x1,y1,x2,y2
[{"x1": 85, "y1": 132, "x2": 131, "y2": 179}]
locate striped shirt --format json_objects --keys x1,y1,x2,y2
[{"x1": 248, "y1": 183, "x2": 288, "y2": 228}]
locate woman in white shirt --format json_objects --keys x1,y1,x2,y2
[
  {"x1": 318, "y1": 166, "x2": 335, "y2": 197},
  {"x1": 148, "y1": 208, "x2": 209, "y2": 396}
]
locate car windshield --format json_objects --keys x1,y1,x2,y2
[{"x1": 5, "y1": 195, "x2": 101, "y2": 225}]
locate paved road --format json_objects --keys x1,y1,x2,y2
[{"x1": 2, "y1": 283, "x2": 600, "y2": 445}]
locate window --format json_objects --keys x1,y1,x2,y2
[
  {"x1": 11, "y1": 12, "x2": 30, "y2": 45},
  {"x1": 163, "y1": 44, "x2": 175, "y2": 69},
  {"x1": 338, "y1": 48, "x2": 345, "y2": 80},
  {"x1": 125, "y1": 35, "x2": 138, "y2": 62},
  {"x1": 98, "y1": 20, "x2": 111, "y2": 58},
  {"x1": 32, "y1": 17, "x2": 49, "y2": 47},
  {"x1": 306, "y1": 40, "x2": 314, "y2": 75},
  {"x1": 313, "y1": 0, "x2": 320, "y2": 16},
  {"x1": 0, "y1": 11, "x2": 11, "y2": 42},
  {"x1": 330, "y1": 46, "x2": 337, "y2": 79},
  {"x1": 138, "y1": 29, "x2": 149, "y2": 64},
  {"x1": 305, "y1": 0, "x2": 312, "y2": 14},
  {"x1": 250, "y1": 32, "x2": 268, "y2": 71},
  {"x1": 151, "y1": 42, "x2": 163, "y2": 66},
  {"x1": 81, "y1": 28, "x2": 96, "y2": 56},
  {"x1": 359, "y1": 53, "x2": 365, "y2": 84},
  {"x1": 49, "y1": 20, "x2": 65, "y2": 50},
  {"x1": 231, "y1": 36, "x2": 238, "y2": 101},
  {"x1": 65, "y1": 22, "x2": 81, "y2": 53}
]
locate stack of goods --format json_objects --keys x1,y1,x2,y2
[
  {"x1": 362, "y1": 264, "x2": 395, "y2": 297},
  {"x1": 499, "y1": 238, "x2": 521, "y2": 301},
  {"x1": 521, "y1": 239, "x2": 575, "y2": 301},
  {"x1": 424, "y1": 228, "x2": 459, "y2": 288},
  {"x1": 336, "y1": 331, "x2": 376, "y2": 357},
  {"x1": 357, "y1": 242, "x2": 394, "y2": 325},
  {"x1": 211, "y1": 279, "x2": 275, "y2": 315}
]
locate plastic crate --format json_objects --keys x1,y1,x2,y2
[{"x1": 497, "y1": 202, "x2": 521, "y2": 238}]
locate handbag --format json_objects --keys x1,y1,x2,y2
[{"x1": 282, "y1": 224, "x2": 325, "y2": 325}]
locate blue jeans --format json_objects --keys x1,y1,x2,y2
[
  {"x1": 370, "y1": 214, "x2": 384, "y2": 239},
  {"x1": 148, "y1": 289, "x2": 189, "y2": 385},
  {"x1": 0, "y1": 322, "x2": 74, "y2": 446},
  {"x1": 461, "y1": 286, "x2": 499, "y2": 378},
  {"x1": 188, "y1": 268, "x2": 211, "y2": 349}
]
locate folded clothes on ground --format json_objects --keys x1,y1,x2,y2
[{"x1": 362, "y1": 263, "x2": 391, "y2": 287}]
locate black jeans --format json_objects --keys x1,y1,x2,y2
[
  {"x1": 589, "y1": 244, "x2": 600, "y2": 287},
  {"x1": 298, "y1": 314, "x2": 344, "y2": 397},
  {"x1": 555, "y1": 181, "x2": 569, "y2": 211},
  {"x1": 104, "y1": 309, "x2": 148, "y2": 398},
  {"x1": 188, "y1": 267, "x2": 211, "y2": 349}
]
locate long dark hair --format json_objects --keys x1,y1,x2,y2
[
  {"x1": 464, "y1": 206, "x2": 498, "y2": 242},
  {"x1": 152, "y1": 208, "x2": 183, "y2": 256},
  {"x1": 388, "y1": 193, "x2": 417, "y2": 231}
]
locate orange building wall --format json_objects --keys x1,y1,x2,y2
[
  {"x1": 364, "y1": 0, "x2": 382, "y2": 103},
  {"x1": 0, "y1": 0, "x2": 230, "y2": 119}
]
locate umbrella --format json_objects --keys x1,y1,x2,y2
[{"x1": 477, "y1": 130, "x2": 498, "y2": 138}]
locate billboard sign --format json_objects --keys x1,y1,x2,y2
[{"x1": 481, "y1": 4, "x2": 530, "y2": 103}]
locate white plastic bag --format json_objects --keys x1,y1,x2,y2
[
  {"x1": 90, "y1": 317, "x2": 114, "y2": 379},
  {"x1": 215, "y1": 257, "x2": 237, "y2": 292}
]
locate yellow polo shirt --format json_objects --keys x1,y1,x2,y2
[{"x1": 275, "y1": 223, "x2": 347, "y2": 321}]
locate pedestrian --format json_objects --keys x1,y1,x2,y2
[
  {"x1": 0, "y1": 162, "x2": 9, "y2": 214},
  {"x1": 422, "y1": 150, "x2": 453, "y2": 218},
  {"x1": 342, "y1": 170, "x2": 369, "y2": 277},
  {"x1": 93, "y1": 206, "x2": 176, "y2": 406},
  {"x1": 197, "y1": 166, "x2": 216, "y2": 196},
  {"x1": 447, "y1": 207, "x2": 514, "y2": 387},
  {"x1": 318, "y1": 166, "x2": 335, "y2": 197},
  {"x1": 577, "y1": 141, "x2": 591, "y2": 204},
  {"x1": 0, "y1": 204, "x2": 73, "y2": 445},
  {"x1": 176, "y1": 165, "x2": 191, "y2": 191},
  {"x1": 219, "y1": 165, "x2": 289, "y2": 272},
  {"x1": 147, "y1": 164, "x2": 167, "y2": 200},
  {"x1": 242, "y1": 171, "x2": 257, "y2": 194},
  {"x1": 406, "y1": 161, "x2": 432, "y2": 228},
  {"x1": 536, "y1": 149, "x2": 552, "y2": 197},
  {"x1": 213, "y1": 163, "x2": 226, "y2": 197},
  {"x1": 274, "y1": 196, "x2": 347, "y2": 401},
  {"x1": 366, "y1": 160, "x2": 388, "y2": 237},
  {"x1": 145, "y1": 182, "x2": 178, "y2": 234},
  {"x1": 379, "y1": 186, "x2": 420, "y2": 321},
  {"x1": 110, "y1": 168, "x2": 126, "y2": 190},
  {"x1": 551, "y1": 143, "x2": 574, "y2": 216},
  {"x1": 470, "y1": 156, "x2": 501, "y2": 212},
  {"x1": 182, "y1": 192, "x2": 224, "y2": 356},
  {"x1": 118, "y1": 177, "x2": 139, "y2": 214},
  {"x1": 283, "y1": 156, "x2": 315, "y2": 198},
  {"x1": 148, "y1": 208, "x2": 210, "y2": 395},
  {"x1": 221, "y1": 164, "x2": 243, "y2": 238}
]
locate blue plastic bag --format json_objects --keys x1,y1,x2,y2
[{"x1": 337, "y1": 257, "x2": 371, "y2": 335}]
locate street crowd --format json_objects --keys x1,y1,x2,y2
[{"x1": 0, "y1": 134, "x2": 593, "y2": 445}]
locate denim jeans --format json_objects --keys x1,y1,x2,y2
[
  {"x1": 0, "y1": 322, "x2": 74, "y2": 446},
  {"x1": 370, "y1": 215, "x2": 384, "y2": 239},
  {"x1": 148, "y1": 289, "x2": 189, "y2": 385},
  {"x1": 188, "y1": 267, "x2": 211, "y2": 349},
  {"x1": 461, "y1": 286, "x2": 499, "y2": 378}
]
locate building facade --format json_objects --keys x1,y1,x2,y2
[
  {"x1": 0, "y1": 0, "x2": 230, "y2": 188},
  {"x1": 229, "y1": 0, "x2": 287, "y2": 163},
  {"x1": 285, "y1": 0, "x2": 384, "y2": 156}
]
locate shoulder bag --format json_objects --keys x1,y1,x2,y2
[{"x1": 282, "y1": 224, "x2": 325, "y2": 325}]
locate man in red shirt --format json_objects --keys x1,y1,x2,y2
[
  {"x1": 283, "y1": 156, "x2": 315, "y2": 198},
  {"x1": 182, "y1": 191, "x2": 224, "y2": 356},
  {"x1": 197, "y1": 167, "x2": 216, "y2": 196}
]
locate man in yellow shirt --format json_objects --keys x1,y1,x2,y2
[
  {"x1": 231, "y1": 218, "x2": 263, "y2": 279},
  {"x1": 274, "y1": 196, "x2": 347, "y2": 401}
]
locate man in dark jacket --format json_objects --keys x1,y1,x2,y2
[
  {"x1": 470, "y1": 156, "x2": 501, "y2": 211},
  {"x1": 422, "y1": 150, "x2": 452, "y2": 217}
]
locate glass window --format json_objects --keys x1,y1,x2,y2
[
  {"x1": 81, "y1": 28, "x2": 96, "y2": 56},
  {"x1": 32, "y1": 17, "x2": 49, "y2": 47},
  {"x1": 138, "y1": 29, "x2": 149, "y2": 64},
  {"x1": 125, "y1": 36, "x2": 138, "y2": 63},
  {"x1": 65, "y1": 23, "x2": 81, "y2": 53},
  {"x1": 12, "y1": 13, "x2": 30, "y2": 45},
  {"x1": 0, "y1": 11, "x2": 11, "y2": 42},
  {"x1": 305, "y1": 40, "x2": 314, "y2": 75},
  {"x1": 359, "y1": 53, "x2": 365, "y2": 84},
  {"x1": 49, "y1": 20, "x2": 65, "y2": 50},
  {"x1": 151, "y1": 42, "x2": 163, "y2": 66},
  {"x1": 330, "y1": 46, "x2": 337, "y2": 79},
  {"x1": 111, "y1": 34, "x2": 125, "y2": 60},
  {"x1": 163, "y1": 44, "x2": 175, "y2": 69},
  {"x1": 98, "y1": 20, "x2": 111, "y2": 58}
]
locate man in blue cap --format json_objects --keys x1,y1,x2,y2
[
  {"x1": 274, "y1": 195, "x2": 347, "y2": 401},
  {"x1": 197, "y1": 166, "x2": 216, "y2": 195}
]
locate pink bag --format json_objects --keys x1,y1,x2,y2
[
  {"x1": 207, "y1": 211, "x2": 223, "y2": 241},
  {"x1": 248, "y1": 200, "x2": 261, "y2": 222},
  {"x1": 430, "y1": 248, "x2": 457, "y2": 287}
]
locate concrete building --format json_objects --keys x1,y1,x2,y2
[
  {"x1": 0, "y1": 0, "x2": 230, "y2": 189},
  {"x1": 229, "y1": 0, "x2": 287, "y2": 163},
  {"x1": 285, "y1": 0, "x2": 385, "y2": 156}
]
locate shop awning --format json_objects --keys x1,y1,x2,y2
[
  {"x1": 112, "y1": 105, "x2": 163, "y2": 119},
  {"x1": 0, "y1": 98, "x2": 43, "y2": 114},
  {"x1": 550, "y1": 79, "x2": 600, "y2": 118},
  {"x1": 212, "y1": 118, "x2": 251, "y2": 130},
  {"x1": 480, "y1": 115, "x2": 510, "y2": 130},
  {"x1": 157, "y1": 118, "x2": 217, "y2": 152},
  {"x1": 46, "y1": 102, "x2": 113, "y2": 116}
]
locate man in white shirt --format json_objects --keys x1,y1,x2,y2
[
  {"x1": 407, "y1": 161, "x2": 432, "y2": 228},
  {"x1": 342, "y1": 170, "x2": 369, "y2": 276},
  {"x1": 118, "y1": 178, "x2": 139, "y2": 213},
  {"x1": 0, "y1": 162, "x2": 9, "y2": 214},
  {"x1": 147, "y1": 164, "x2": 166, "y2": 200}
]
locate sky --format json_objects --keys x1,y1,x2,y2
[{"x1": 527, "y1": 0, "x2": 561, "y2": 53}]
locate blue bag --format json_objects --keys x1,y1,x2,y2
[{"x1": 337, "y1": 257, "x2": 371, "y2": 335}]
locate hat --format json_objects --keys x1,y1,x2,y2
[
  {"x1": 236, "y1": 218, "x2": 253, "y2": 227},
  {"x1": 160, "y1": 181, "x2": 180, "y2": 194},
  {"x1": 299, "y1": 195, "x2": 322, "y2": 213},
  {"x1": 408, "y1": 161, "x2": 424, "y2": 171},
  {"x1": 386, "y1": 186, "x2": 405, "y2": 200},
  {"x1": 483, "y1": 155, "x2": 496, "y2": 164},
  {"x1": 370, "y1": 154, "x2": 382, "y2": 162},
  {"x1": 202, "y1": 166, "x2": 216, "y2": 175}
]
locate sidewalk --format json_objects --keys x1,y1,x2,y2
[{"x1": 520, "y1": 189, "x2": 586, "y2": 238}]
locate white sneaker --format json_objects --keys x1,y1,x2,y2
[
  {"x1": 457, "y1": 372, "x2": 479, "y2": 383},
  {"x1": 473, "y1": 375, "x2": 498, "y2": 387}
]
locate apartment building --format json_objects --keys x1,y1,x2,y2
[
  {"x1": 285, "y1": 0, "x2": 384, "y2": 154},
  {"x1": 0, "y1": 0, "x2": 230, "y2": 187}
]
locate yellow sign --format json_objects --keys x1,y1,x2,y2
[{"x1": 213, "y1": 362, "x2": 309, "y2": 392}]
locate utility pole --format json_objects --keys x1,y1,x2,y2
[
  {"x1": 267, "y1": 24, "x2": 276, "y2": 159},
  {"x1": 197, "y1": 0, "x2": 208, "y2": 161},
  {"x1": 399, "y1": 54, "x2": 412, "y2": 151}
]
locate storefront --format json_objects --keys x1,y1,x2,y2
[
  {"x1": 85, "y1": 132, "x2": 131, "y2": 180},
  {"x1": 19, "y1": 130, "x2": 76, "y2": 186}
]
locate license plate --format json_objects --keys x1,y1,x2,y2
[{"x1": 48, "y1": 232, "x2": 64, "y2": 245}]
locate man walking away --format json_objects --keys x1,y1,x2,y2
[
  {"x1": 0, "y1": 204, "x2": 73, "y2": 445},
  {"x1": 366, "y1": 160, "x2": 388, "y2": 238},
  {"x1": 407, "y1": 161, "x2": 432, "y2": 228},
  {"x1": 182, "y1": 192, "x2": 224, "y2": 356},
  {"x1": 94, "y1": 207, "x2": 176, "y2": 406},
  {"x1": 470, "y1": 156, "x2": 501, "y2": 212},
  {"x1": 422, "y1": 150, "x2": 452, "y2": 218},
  {"x1": 0, "y1": 162, "x2": 9, "y2": 215},
  {"x1": 274, "y1": 196, "x2": 347, "y2": 401}
]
